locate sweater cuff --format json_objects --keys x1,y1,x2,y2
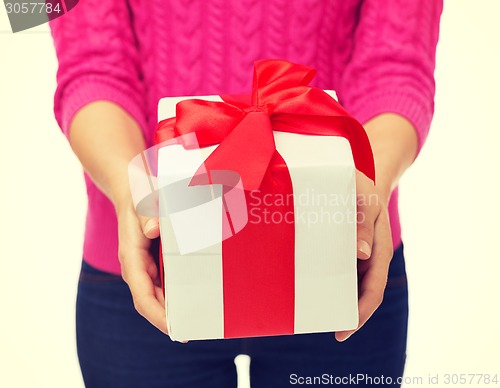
[
  {"x1": 345, "y1": 90, "x2": 434, "y2": 154},
  {"x1": 55, "y1": 75, "x2": 148, "y2": 139}
]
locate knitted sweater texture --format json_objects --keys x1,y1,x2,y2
[{"x1": 50, "y1": 0, "x2": 442, "y2": 274}]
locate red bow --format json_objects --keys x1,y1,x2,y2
[{"x1": 156, "y1": 60, "x2": 375, "y2": 190}]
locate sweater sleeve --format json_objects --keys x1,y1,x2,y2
[
  {"x1": 338, "y1": 0, "x2": 443, "y2": 152},
  {"x1": 50, "y1": 0, "x2": 147, "y2": 138}
]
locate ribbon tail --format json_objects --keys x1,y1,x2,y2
[
  {"x1": 190, "y1": 111, "x2": 276, "y2": 191},
  {"x1": 155, "y1": 117, "x2": 177, "y2": 144}
]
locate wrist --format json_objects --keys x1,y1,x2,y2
[
  {"x1": 111, "y1": 183, "x2": 135, "y2": 216},
  {"x1": 363, "y1": 113, "x2": 418, "y2": 200},
  {"x1": 68, "y1": 101, "x2": 147, "y2": 214},
  {"x1": 374, "y1": 180, "x2": 393, "y2": 206}
]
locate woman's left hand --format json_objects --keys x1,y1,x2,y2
[{"x1": 335, "y1": 171, "x2": 394, "y2": 342}]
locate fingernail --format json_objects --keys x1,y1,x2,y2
[
  {"x1": 335, "y1": 332, "x2": 352, "y2": 342},
  {"x1": 144, "y1": 219, "x2": 157, "y2": 235},
  {"x1": 357, "y1": 240, "x2": 371, "y2": 258},
  {"x1": 337, "y1": 331, "x2": 353, "y2": 342}
]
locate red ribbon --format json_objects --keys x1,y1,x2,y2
[{"x1": 156, "y1": 59, "x2": 375, "y2": 190}]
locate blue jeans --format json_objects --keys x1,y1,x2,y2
[{"x1": 76, "y1": 244, "x2": 408, "y2": 387}]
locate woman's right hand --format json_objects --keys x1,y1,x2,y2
[
  {"x1": 67, "y1": 101, "x2": 169, "y2": 334},
  {"x1": 115, "y1": 197, "x2": 168, "y2": 334}
]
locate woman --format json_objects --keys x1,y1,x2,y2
[{"x1": 50, "y1": 1, "x2": 442, "y2": 386}]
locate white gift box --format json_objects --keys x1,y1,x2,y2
[{"x1": 157, "y1": 93, "x2": 358, "y2": 341}]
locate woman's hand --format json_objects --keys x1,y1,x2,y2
[
  {"x1": 335, "y1": 113, "x2": 419, "y2": 342},
  {"x1": 115, "y1": 197, "x2": 167, "y2": 334},
  {"x1": 68, "y1": 101, "x2": 169, "y2": 334},
  {"x1": 335, "y1": 171, "x2": 393, "y2": 342}
]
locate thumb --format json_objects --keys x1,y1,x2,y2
[
  {"x1": 355, "y1": 171, "x2": 377, "y2": 261},
  {"x1": 357, "y1": 218, "x2": 374, "y2": 260},
  {"x1": 356, "y1": 197, "x2": 376, "y2": 261},
  {"x1": 139, "y1": 216, "x2": 160, "y2": 239}
]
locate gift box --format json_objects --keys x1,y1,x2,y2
[{"x1": 155, "y1": 60, "x2": 375, "y2": 341}]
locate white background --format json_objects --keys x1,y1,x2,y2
[{"x1": 1, "y1": 1, "x2": 499, "y2": 387}]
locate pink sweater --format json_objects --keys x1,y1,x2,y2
[{"x1": 50, "y1": 0, "x2": 442, "y2": 275}]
